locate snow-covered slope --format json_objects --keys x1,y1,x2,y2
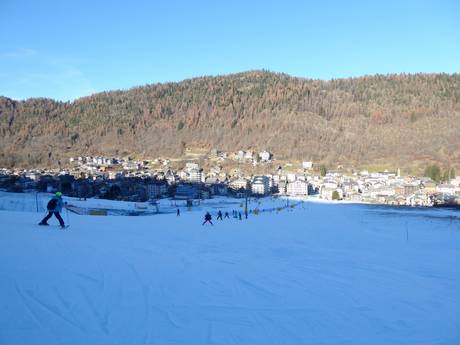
[{"x1": 1, "y1": 197, "x2": 459, "y2": 344}]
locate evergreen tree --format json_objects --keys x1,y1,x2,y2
[
  {"x1": 320, "y1": 165, "x2": 327, "y2": 177},
  {"x1": 332, "y1": 190, "x2": 340, "y2": 200},
  {"x1": 424, "y1": 164, "x2": 441, "y2": 182}
]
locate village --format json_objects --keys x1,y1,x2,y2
[{"x1": 0, "y1": 149, "x2": 459, "y2": 208}]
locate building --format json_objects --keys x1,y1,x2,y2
[
  {"x1": 230, "y1": 178, "x2": 249, "y2": 191},
  {"x1": 146, "y1": 182, "x2": 168, "y2": 199},
  {"x1": 450, "y1": 178, "x2": 460, "y2": 187},
  {"x1": 188, "y1": 168, "x2": 202, "y2": 183},
  {"x1": 406, "y1": 192, "x2": 433, "y2": 206},
  {"x1": 287, "y1": 180, "x2": 309, "y2": 196},
  {"x1": 286, "y1": 173, "x2": 296, "y2": 182},
  {"x1": 302, "y1": 161, "x2": 313, "y2": 169},
  {"x1": 244, "y1": 151, "x2": 254, "y2": 160},
  {"x1": 436, "y1": 184, "x2": 457, "y2": 195},
  {"x1": 322, "y1": 180, "x2": 338, "y2": 189},
  {"x1": 251, "y1": 176, "x2": 270, "y2": 195},
  {"x1": 185, "y1": 162, "x2": 199, "y2": 171},
  {"x1": 208, "y1": 183, "x2": 228, "y2": 196},
  {"x1": 277, "y1": 180, "x2": 288, "y2": 195},
  {"x1": 259, "y1": 151, "x2": 272, "y2": 162}
]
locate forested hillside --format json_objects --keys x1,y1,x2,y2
[{"x1": 1, "y1": 71, "x2": 459, "y2": 169}]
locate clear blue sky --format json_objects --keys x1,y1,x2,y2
[{"x1": 1, "y1": 0, "x2": 459, "y2": 101}]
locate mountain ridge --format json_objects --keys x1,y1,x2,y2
[{"x1": 1, "y1": 70, "x2": 459, "y2": 170}]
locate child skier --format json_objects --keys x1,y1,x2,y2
[
  {"x1": 217, "y1": 210, "x2": 223, "y2": 220},
  {"x1": 39, "y1": 192, "x2": 66, "y2": 228},
  {"x1": 202, "y1": 212, "x2": 213, "y2": 226}
]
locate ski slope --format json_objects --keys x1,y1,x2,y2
[{"x1": 1, "y1": 195, "x2": 459, "y2": 344}]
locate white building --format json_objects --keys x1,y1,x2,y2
[
  {"x1": 296, "y1": 174, "x2": 306, "y2": 181},
  {"x1": 259, "y1": 151, "x2": 272, "y2": 162},
  {"x1": 449, "y1": 179, "x2": 460, "y2": 187},
  {"x1": 287, "y1": 180, "x2": 309, "y2": 196},
  {"x1": 230, "y1": 178, "x2": 249, "y2": 190},
  {"x1": 188, "y1": 168, "x2": 202, "y2": 183},
  {"x1": 244, "y1": 151, "x2": 254, "y2": 160},
  {"x1": 302, "y1": 161, "x2": 313, "y2": 169},
  {"x1": 178, "y1": 171, "x2": 188, "y2": 180},
  {"x1": 251, "y1": 176, "x2": 270, "y2": 195},
  {"x1": 185, "y1": 162, "x2": 199, "y2": 171},
  {"x1": 322, "y1": 180, "x2": 338, "y2": 189},
  {"x1": 287, "y1": 173, "x2": 296, "y2": 182},
  {"x1": 436, "y1": 184, "x2": 456, "y2": 195}
]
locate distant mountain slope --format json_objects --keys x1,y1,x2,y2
[{"x1": 1, "y1": 71, "x2": 459, "y2": 169}]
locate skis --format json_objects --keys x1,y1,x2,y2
[{"x1": 38, "y1": 224, "x2": 70, "y2": 229}]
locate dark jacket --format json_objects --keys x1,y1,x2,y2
[{"x1": 49, "y1": 196, "x2": 64, "y2": 212}]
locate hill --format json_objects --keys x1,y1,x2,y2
[
  {"x1": 1, "y1": 194, "x2": 460, "y2": 344},
  {"x1": 1, "y1": 71, "x2": 460, "y2": 169}
]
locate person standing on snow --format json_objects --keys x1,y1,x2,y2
[
  {"x1": 177, "y1": 208, "x2": 180, "y2": 216},
  {"x1": 202, "y1": 212, "x2": 213, "y2": 226},
  {"x1": 217, "y1": 210, "x2": 223, "y2": 220},
  {"x1": 39, "y1": 192, "x2": 66, "y2": 228},
  {"x1": 224, "y1": 211, "x2": 230, "y2": 219}
]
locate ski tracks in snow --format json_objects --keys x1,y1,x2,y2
[
  {"x1": 78, "y1": 284, "x2": 110, "y2": 335},
  {"x1": 123, "y1": 259, "x2": 153, "y2": 345},
  {"x1": 14, "y1": 282, "x2": 85, "y2": 334}
]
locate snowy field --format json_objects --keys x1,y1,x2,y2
[
  {"x1": 0, "y1": 191, "x2": 288, "y2": 215},
  {"x1": 1, "y1": 193, "x2": 460, "y2": 344}
]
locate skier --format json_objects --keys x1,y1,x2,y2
[
  {"x1": 217, "y1": 210, "x2": 223, "y2": 220},
  {"x1": 39, "y1": 192, "x2": 66, "y2": 228},
  {"x1": 238, "y1": 212, "x2": 242, "y2": 220},
  {"x1": 202, "y1": 212, "x2": 213, "y2": 226},
  {"x1": 177, "y1": 208, "x2": 180, "y2": 216},
  {"x1": 224, "y1": 211, "x2": 230, "y2": 219}
]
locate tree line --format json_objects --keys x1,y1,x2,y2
[{"x1": 0, "y1": 71, "x2": 459, "y2": 171}]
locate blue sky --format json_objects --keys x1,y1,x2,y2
[{"x1": 0, "y1": 0, "x2": 459, "y2": 101}]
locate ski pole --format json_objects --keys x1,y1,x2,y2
[{"x1": 65, "y1": 206, "x2": 70, "y2": 226}]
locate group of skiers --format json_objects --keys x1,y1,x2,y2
[
  {"x1": 202, "y1": 209, "x2": 242, "y2": 226},
  {"x1": 38, "y1": 192, "x2": 243, "y2": 229}
]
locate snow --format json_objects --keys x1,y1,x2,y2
[
  {"x1": 1, "y1": 193, "x2": 460, "y2": 344},
  {"x1": 0, "y1": 191, "x2": 280, "y2": 214}
]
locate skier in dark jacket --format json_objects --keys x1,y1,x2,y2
[
  {"x1": 217, "y1": 210, "x2": 223, "y2": 220},
  {"x1": 177, "y1": 208, "x2": 180, "y2": 216},
  {"x1": 39, "y1": 192, "x2": 66, "y2": 228},
  {"x1": 224, "y1": 211, "x2": 230, "y2": 219},
  {"x1": 202, "y1": 212, "x2": 213, "y2": 226}
]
